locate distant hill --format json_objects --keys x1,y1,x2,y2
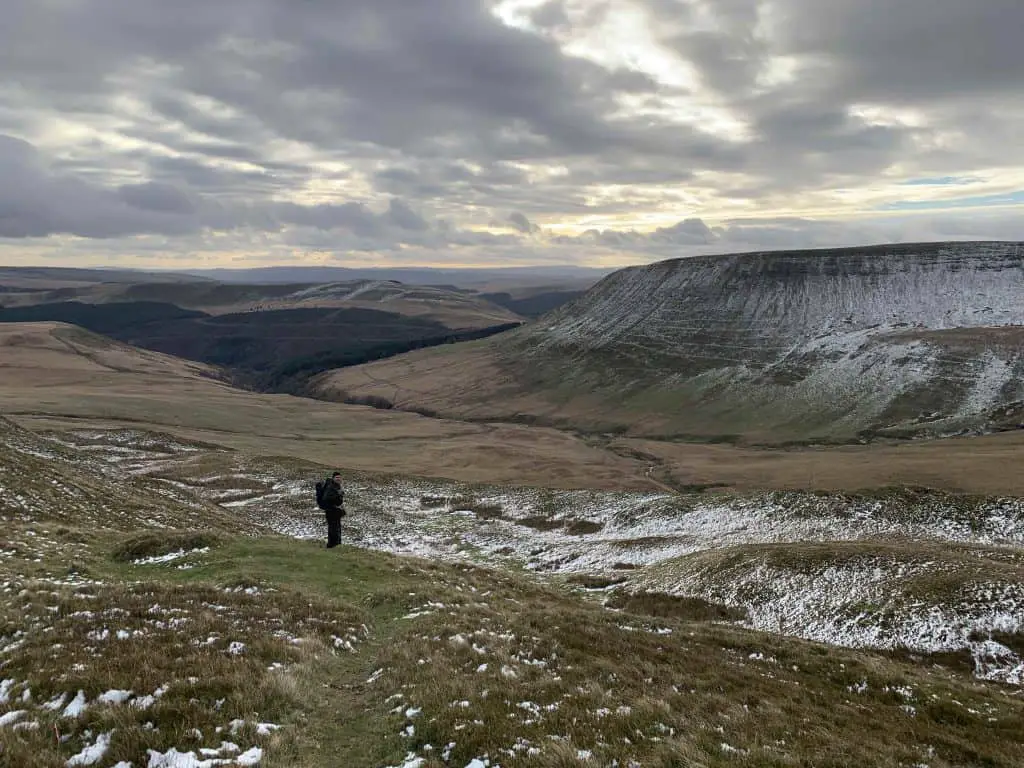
[
  {"x1": 318, "y1": 241, "x2": 1024, "y2": 443},
  {"x1": 0, "y1": 266, "x2": 211, "y2": 290},
  {"x1": 0, "y1": 278, "x2": 523, "y2": 329},
  {"x1": 181, "y1": 264, "x2": 610, "y2": 288}
]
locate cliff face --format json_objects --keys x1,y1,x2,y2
[{"x1": 504, "y1": 242, "x2": 1024, "y2": 440}]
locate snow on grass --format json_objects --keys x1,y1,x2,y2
[
  {"x1": 637, "y1": 544, "x2": 1024, "y2": 682},
  {"x1": 66, "y1": 731, "x2": 112, "y2": 766},
  {"x1": 132, "y1": 548, "x2": 210, "y2": 566},
  {"x1": 61, "y1": 690, "x2": 88, "y2": 718},
  {"x1": 0, "y1": 709, "x2": 27, "y2": 727},
  {"x1": 97, "y1": 689, "x2": 133, "y2": 705},
  {"x1": 384, "y1": 754, "x2": 426, "y2": 768}
]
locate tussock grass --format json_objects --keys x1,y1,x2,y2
[
  {"x1": 111, "y1": 531, "x2": 225, "y2": 562},
  {"x1": 565, "y1": 520, "x2": 603, "y2": 536},
  {"x1": 444, "y1": 496, "x2": 504, "y2": 519},
  {"x1": 518, "y1": 515, "x2": 563, "y2": 531},
  {"x1": 0, "y1": 569, "x2": 367, "y2": 768},
  {"x1": 370, "y1": 579, "x2": 1024, "y2": 767},
  {"x1": 565, "y1": 574, "x2": 627, "y2": 590},
  {"x1": 5, "y1": 529, "x2": 1024, "y2": 767},
  {"x1": 5, "y1": 423, "x2": 1024, "y2": 767},
  {"x1": 419, "y1": 495, "x2": 449, "y2": 508},
  {"x1": 606, "y1": 591, "x2": 747, "y2": 622}
]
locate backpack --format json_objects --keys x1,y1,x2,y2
[{"x1": 315, "y1": 479, "x2": 328, "y2": 511}]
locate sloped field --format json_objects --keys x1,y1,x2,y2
[{"x1": 4, "y1": 421, "x2": 1024, "y2": 766}]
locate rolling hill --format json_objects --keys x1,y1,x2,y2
[
  {"x1": 319, "y1": 241, "x2": 1024, "y2": 443},
  {"x1": 0, "y1": 278, "x2": 523, "y2": 329}
]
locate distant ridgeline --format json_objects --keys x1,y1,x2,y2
[{"x1": 0, "y1": 301, "x2": 521, "y2": 393}]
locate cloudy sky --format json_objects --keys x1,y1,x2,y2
[{"x1": 1, "y1": 0, "x2": 1022, "y2": 269}]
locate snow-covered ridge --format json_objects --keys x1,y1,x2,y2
[
  {"x1": 535, "y1": 242, "x2": 1024, "y2": 344},
  {"x1": 503, "y1": 242, "x2": 1024, "y2": 439}
]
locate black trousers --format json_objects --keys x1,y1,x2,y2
[{"x1": 326, "y1": 510, "x2": 343, "y2": 548}]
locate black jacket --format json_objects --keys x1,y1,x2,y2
[{"x1": 322, "y1": 480, "x2": 345, "y2": 510}]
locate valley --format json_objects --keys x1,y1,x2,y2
[
  {"x1": 3, "y1": 243, "x2": 1024, "y2": 766},
  {"x1": 0, "y1": 267, "x2": 587, "y2": 395}
]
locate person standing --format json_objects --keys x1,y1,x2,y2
[{"x1": 316, "y1": 472, "x2": 346, "y2": 549}]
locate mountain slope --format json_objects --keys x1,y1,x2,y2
[
  {"x1": 3, "y1": 416, "x2": 1024, "y2": 766},
  {"x1": 320, "y1": 241, "x2": 1024, "y2": 443}
]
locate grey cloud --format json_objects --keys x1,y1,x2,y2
[
  {"x1": 384, "y1": 199, "x2": 430, "y2": 232},
  {"x1": 0, "y1": 134, "x2": 202, "y2": 238},
  {"x1": 116, "y1": 182, "x2": 196, "y2": 215},
  {"x1": 0, "y1": 134, "x2": 463, "y2": 249},
  {"x1": 0, "y1": 0, "x2": 1021, "y2": 266},
  {"x1": 529, "y1": 1, "x2": 573, "y2": 33},
  {"x1": 643, "y1": 0, "x2": 1024, "y2": 192},
  {"x1": 508, "y1": 212, "x2": 541, "y2": 234},
  {"x1": 652, "y1": 218, "x2": 716, "y2": 245},
  {"x1": 777, "y1": 0, "x2": 1024, "y2": 101}
]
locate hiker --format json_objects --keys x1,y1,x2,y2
[{"x1": 316, "y1": 472, "x2": 346, "y2": 549}]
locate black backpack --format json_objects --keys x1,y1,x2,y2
[{"x1": 315, "y1": 479, "x2": 328, "y2": 511}]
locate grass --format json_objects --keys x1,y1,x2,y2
[
  {"x1": 565, "y1": 520, "x2": 603, "y2": 536},
  {"x1": 564, "y1": 574, "x2": 628, "y2": 590},
  {"x1": 110, "y1": 531, "x2": 226, "y2": 562},
  {"x1": 441, "y1": 496, "x2": 505, "y2": 520},
  {"x1": 518, "y1": 516, "x2": 564, "y2": 532},
  {"x1": 5, "y1": 525, "x2": 1024, "y2": 767},
  {"x1": 18, "y1": 316, "x2": 1024, "y2": 498},
  {"x1": 605, "y1": 591, "x2": 748, "y2": 622},
  {"x1": 4, "y1": 418, "x2": 1024, "y2": 766}
]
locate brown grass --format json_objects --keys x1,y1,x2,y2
[
  {"x1": 8, "y1": 321, "x2": 1024, "y2": 496},
  {"x1": 372, "y1": 583, "x2": 1024, "y2": 767},
  {"x1": 0, "y1": 574, "x2": 366, "y2": 768},
  {"x1": 518, "y1": 516, "x2": 564, "y2": 532},
  {"x1": 111, "y1": 531, "x2": 225, "y2": 562},
  {"x1": 605, "y1": 591, "x2": 748, "y2": 622},
  {"x1": 565, "y1": 520, "x2": 603, "y2": 536},
  {"x1": 565, "y1": 574, "x2": 628, "y2": 590}
]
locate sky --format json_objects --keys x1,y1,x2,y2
[{"x1": 1, "y1": 0, "x2": 1022, "y2": 270}]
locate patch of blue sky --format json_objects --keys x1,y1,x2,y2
[
  {"x1": 900, "y1": 176, "x2": 982, "y2": 186},
  {"x1": 879, "y1": 190, "x2": 1024, "y2": 211}
]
